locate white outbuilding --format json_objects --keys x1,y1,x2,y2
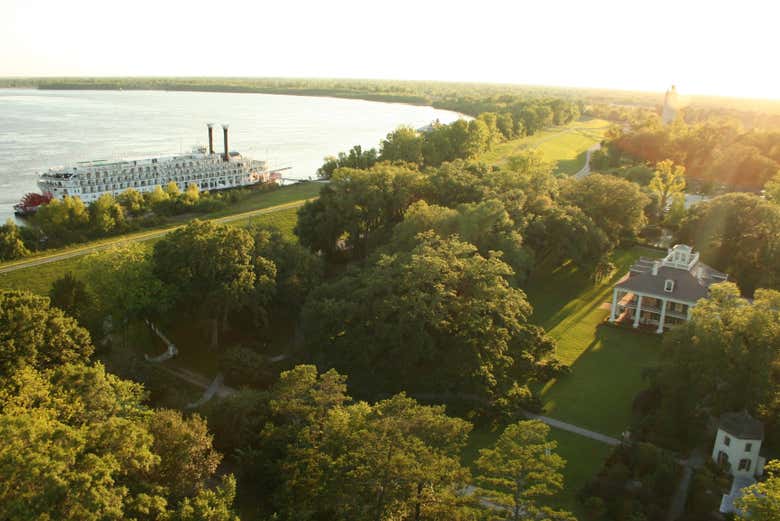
[{"x1": 711, "y1": 411, "x2": 767, "y2": 513}]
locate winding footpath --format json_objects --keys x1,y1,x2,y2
[
  {"x1": 0, "y1": 198, "x2": 312, "y2": 274},
  {"x1": 574, "y1": 142, "x2": 601, "y2": 179}
]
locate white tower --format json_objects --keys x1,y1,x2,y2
[{"x1": 662, "y1": 85, "x2": 679, "y2": 125}]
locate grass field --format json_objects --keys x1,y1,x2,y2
[
  {"x1": 0, "y1": 205, "x2": 303, "y2": 295},
  {"x1": 525, "y1": 247, "x2": 665, "y2": 436},
  {"x1": 479, "y1": 118, "x2": 610, "y2": 174}
]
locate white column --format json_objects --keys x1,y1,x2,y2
[
  {"x1": 687, "y1": 305, "x2": 693, "y2": 321},
  {"x1": 656, "y1": 299, "x2": 667, "y2": 334},
  {"x1": 609, "y1": 288, "x2": 619, "y2": 322},
  {"x1": 633, "y1": 295, "x2": 643, "y2": 328}
]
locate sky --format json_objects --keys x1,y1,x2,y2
[{"x1": 2, "y1": 0, "x2": 779, "y2": 99}]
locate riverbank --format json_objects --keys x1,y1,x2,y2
[{"x1": 0, "y1": 77, "x2": 572, "y2": 116}]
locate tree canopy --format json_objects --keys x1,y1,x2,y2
[
  {"x1": 638, "y1": 283, "x2": 780, "y2": 449},
  {"x1": 0, "y1": 289, "x2": 93, "y2": 381},
  {"x1": 475, "y1": 420, "x2": 572, "y2": 521},
  {"x1": 0, "y1": 363, "x2": 233, "y2": 520},
  {"x1": 677, "y1": 192, "x2": 780, "y2": 295},
  {"x1": 302, "y1": 233, "x2": 556, "y2": 405}
]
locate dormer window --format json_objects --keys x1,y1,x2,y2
[{"x1": 664, "y1": 279, "x2": 675, "y2": 292}]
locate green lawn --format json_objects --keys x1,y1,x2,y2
[
  {"x1": 0, "y1": 206, "x2": 302, "y2": 295},
  {"x1": 461, "y1": 246, "x2": 663, "y2": 517},
  {"x1": 525, "y1": 247, "x2": 665, "y2": 436},
  {"x1": 480, "y1": 118, "x2": 609, "y2": 174}
]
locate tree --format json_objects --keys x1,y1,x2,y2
[
  {"x1": 496, "y1": 112, "x2": 516, "y2": 139},
  {"x1": 649, "y1": 159, "x2": 686, "y2": 219},
  {"x1": 677, "y1": 193, "x2": 780, "y2": 294},
  {"x1": 147, "y1": 409, "x2": 222, "y2": 498},
  {"x1": 145, "y1": 185, "x2": 171, "y2": 208},
  {"x1": 475, "y1": 420, "x2": 571, "y2": 521},
  {"x1": 318, "y1": 145, "x2": 379, "y2": 179},
  {"x1": 282, "y1": 393, "x2": 475, "y2": 521},
  {"x1": 736, "y1": 459, "x2": 780, "y2": 521},
  {"x1": 302, "y1": 233, "x2": 556, "y2": 405},
  {"x1": 153, "y1": 220, "x2": 257, "y2": 347},
  {"x1": 226, "y1": 365, "x2": 475, "y2": 520},
  {"x1": 0, "y1": 289, "x2": 93, "y2": 381},
  {"x1": 524, "y1": 204, "x2": 612, "y2": 271},
  {"x1": 379, "y1": 126, "x2": 424, "y2": 164},
  {"x1": 49, "y1": 272, "x2": 98, "y2": 332},
  {"x1": 89, "y1": 193, "x2": 126, "y2": 235},
  {"x1": 664, "y1": 192, "x2": 686, "y2": 228},
  {"x1": 250, "y1": 224, "x2": 323, "y2": 310},
  {"x1": 85, "y1": 244, "x2": 170, "y2": 347},
  {"x1": 165, "y1": 181, "x2": 182, "y2": 197},
  {"x1": 169, "y1": 475, "x2": 240, "y2": 521},
  {"x1": 32, "y1": 195, "x2": 91, "y2": 246},
  {"x1": 0, "y1": 219, "x2": 30, "y2": 261},
  {"x1": 561, "y1": 174, "x2": 650, "y2": 244},
  {"x1": 295, "y1": 163, "x2": 426, "y2": 260},
  {"x1": 646, "y1": 283, "x2": 780, "y2": 448},
  {"x1": 765, "y1": 171, "x2": 780, "y2": 203},
  {"x1": 0, "y1": 363, "x2": 231, "y2": 520},
  {"x1": 391, "y1": 199, "x2": 534, "y2": 283},
  {"x1": 118, "y1": 187, "x2": 147, "y2": 216}
]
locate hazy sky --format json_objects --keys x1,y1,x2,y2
[{"x1": 2, "y1": 0, "x2": 778, "y2": 99}]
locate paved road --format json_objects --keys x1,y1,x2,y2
[{"x1": 0, "y1": 199, "x2": 310, "y2": 274}]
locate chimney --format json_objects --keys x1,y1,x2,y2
[
  {"x1": 207, "y1": 123, "x2": 214, "y2": 155},
  {"x1": 652, "y1": 261, "x2": 659, "y2": 276},
  {"x1": 222, "y1": 124, "x2": 229, "y2": 162}
]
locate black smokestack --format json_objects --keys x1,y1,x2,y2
[
  {"x1": 207, "y1": 123, "x2": 214, "y2": 155},
  {"x1": 222, "y1": 124, "x2": 229, "y2": 162}
]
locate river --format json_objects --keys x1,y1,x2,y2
[{"x1": 0, "y1": 89, "x2": 464, "y2": 221}]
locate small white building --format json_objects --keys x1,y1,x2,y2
[
  {"x1": 608, "y1": 244, "x2": 728, "y2": 333},
  {"x1": 711, "y1": 411, "x2": 767, "y2": 513}
]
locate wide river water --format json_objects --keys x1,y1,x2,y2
[{"x1": 0, "y1": 89, "x2": 464, "y2": 221}]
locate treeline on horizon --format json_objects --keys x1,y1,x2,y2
[{"x1": 3, "y1": 76, "x2": 780, "y2": 123}]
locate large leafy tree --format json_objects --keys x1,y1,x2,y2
[
  {"x1": 147, "y1": 409, "x2": 222, "y2": 499},
  {"x1": 85, "y1": 244, "x2": 170, "y2": 346},
  {"x1": 524, "y1": 204, "x2": 611, "y2": 272},
  {"x1": 224, "y1": 365, "x2": 475, "y2": 521},
  {"x1": 475, "y1": 420, "x2": 572, "y2": 521},
  {"x1": 0, "y1": 363, "x2": 233, "y2": 520},
  {"x1": 643, "y1": 283, "x2": 780, "y2": 448},
  {"x1": 153, "y1": 220, "x2": 258, "y2": 347},
  {"x1": 677, "y1": 192, "x2": 780, "y2": 294},
  {"x1": 302, "y1": 233, "x2": 556, "y2": 405},
  {"x1": 250, "y1": 224, "x2": 323, "y2": 311},
  {"x1": 0, "y1": 289, "x2": 93, "y2": 381},
  {"x1": 379, "y1": 126, "x2": 424, "y2": 164},
  {"x1": 32, "y1": 195, "x2": 91, "y2": 246},
  {"x1": 295, "y1": 163, "x2": 426, "y2": 260},
  {"x1": 282, "y1": 393, "x2": 475, "y2": 521},
  {"x1": 560, "y1": 173, "x2": 650, "y2": 244},
  {"x1": 390, "y1": 199, "x2": 534, "y2": 283}
]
